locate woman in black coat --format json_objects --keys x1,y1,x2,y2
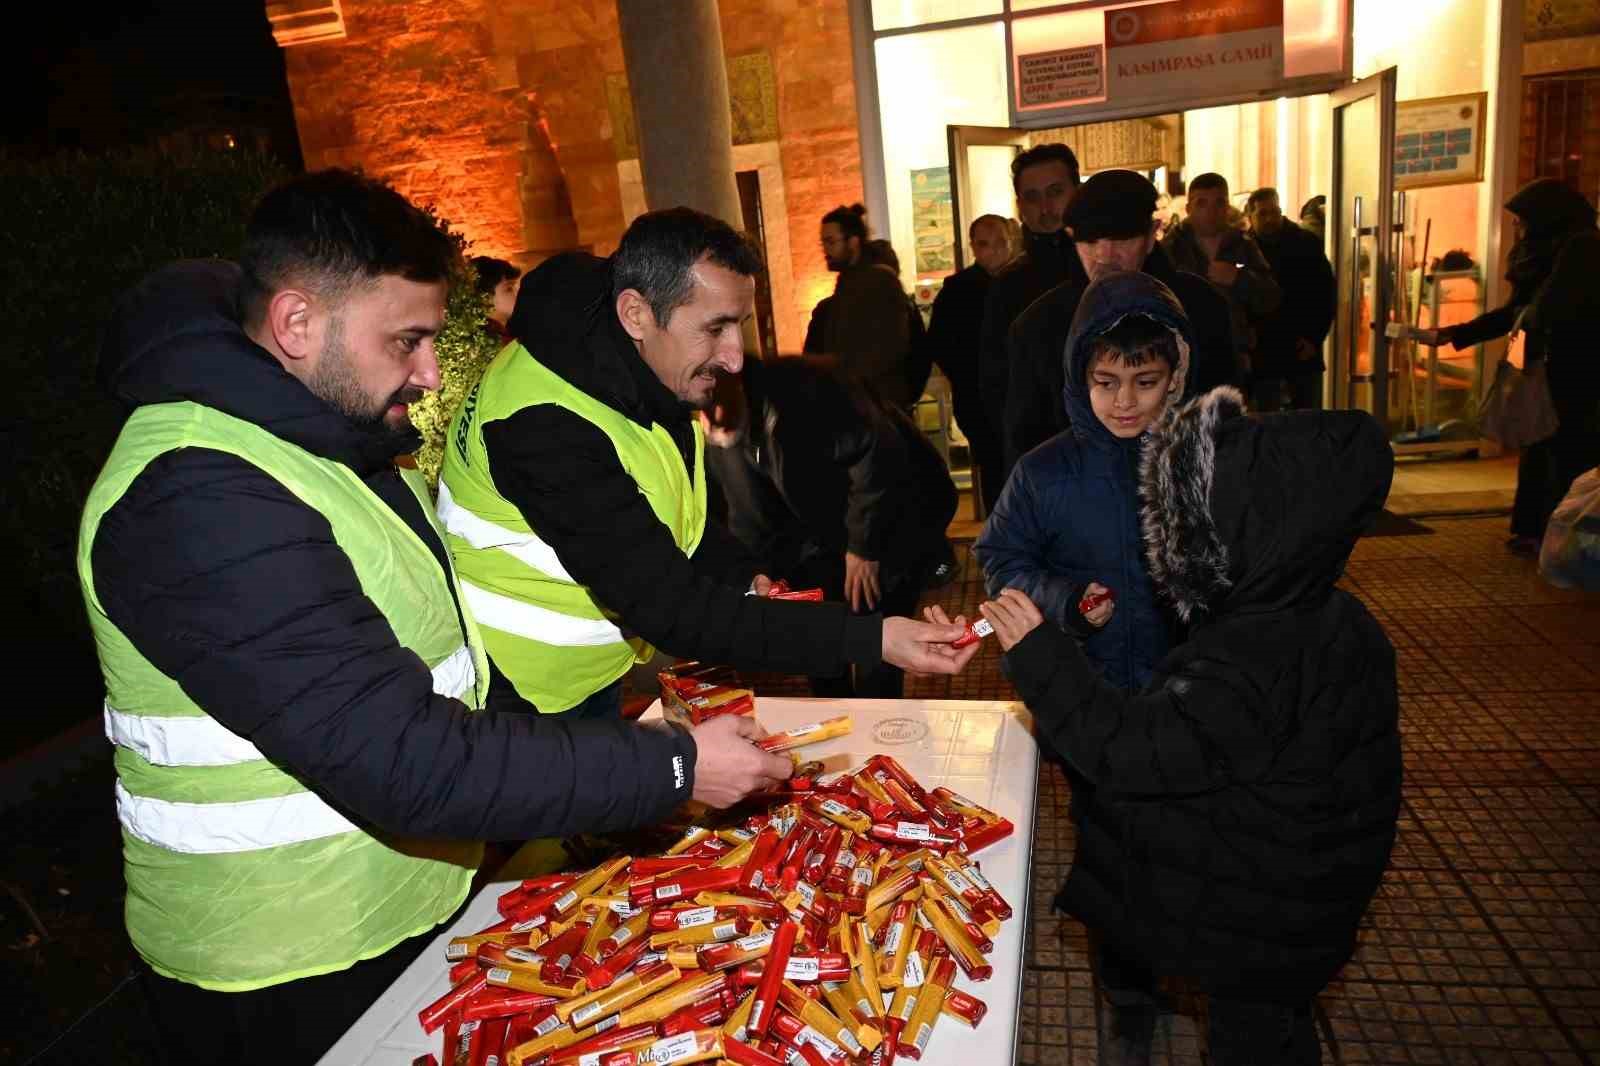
[
  {"x1": 1440, "y1": 179, "x2": 1600, "y2": 553},
  {"x1": 971, "y1": 389, "x2": 1402, "y2": 1065}
]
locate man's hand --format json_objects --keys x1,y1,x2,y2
[
  {"x1": 881, "y1": 615, "x2": 980, "y2": 674},
  {"x1": 750, "y1": 574, "x2": 775, "y2": 597},
  {"x1": 1207, "y1": 260, "x2": 1241, "y2": 287},
  {"x1": 689, "y1": 714, "x2": 793, "y2": 808},
  {"x1": 981, "y1": 588, "x2": 1046, "y2": 652},
  {"x1": 1080, "y1": 582, "x2": 1115, "y2": 628},
  {"x1": 844, "y1": 552, "x2": 881, "y2": 612}
]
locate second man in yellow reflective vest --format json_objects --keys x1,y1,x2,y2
[{"x1": 440, "y1": 208, "x2": 979, "y2": 713}]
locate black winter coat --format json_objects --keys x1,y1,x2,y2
[
  {"x1": 1005, "y1": 389, "x2": 1401, "y2": 1005},
  {"x1": 705, "y1": 357, "x2": 956, "y2": 579},
  {"x1": 1252, "y1": 220, "x2": 1336, "y2": 377},
  {"x1": 1002, "y1": 244, "x2": 1238, "y2": 471},
  {"x1": 979, "y1": 229, "x2": 1084, "y2": 439},
  {"x1": 493, "y1": 253, "x2": 884, "y2": 681},
  {"x1": 89, "y1": 261, "x2": 697, "y2": 843}
]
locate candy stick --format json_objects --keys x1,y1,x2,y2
[
  {"x1": 950, "y1": 619, "x2": 993, "y2": 649},
  {"x1": 748, "y1": 919, "x2": 799, "y2": 1038},
  {"x1": 756, "y1": 717, "x2": 853, "y2": 753}
]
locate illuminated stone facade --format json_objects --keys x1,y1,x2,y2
[{"x1": 277, "y1": 0, "x2": 864, "y2": 347}]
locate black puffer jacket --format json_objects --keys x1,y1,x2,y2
[
  {"x1": 1004, "y1": 389, "x2": 1401, "y2": 1004},
  {"x1": 90, "y1": 260, "x2": 697, "y2": 843},
  {"x1": 706, "y1": 356, "x2": 956, "y2": 579}
]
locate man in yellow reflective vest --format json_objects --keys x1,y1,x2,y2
[
  {"x1": 79, "y1": 171, "x2": 791, "y2": 1065},
  {"x1": 438, "y1": 209, "x2": 979, "y2": 716}
]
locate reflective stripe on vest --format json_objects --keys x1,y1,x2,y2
[
  {"x1": 105, "y1": 644, "x2": 475, "y2": 854},
  {"x1": 103, "y1": 645, "x2": 476, "y2": 769},
  {"x1": 436, "y1": 479, "x2": 577, "y2": 583},
  {"x1": 459, "y1": 580, "x2": 624, "y2": 647}
]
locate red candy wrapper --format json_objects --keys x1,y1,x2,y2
[
  {"x1": 950, "y1": 619, "x2": 993, "y2": 649},
  {"x1": 1078, "y1": 586, "x2": 1115, "y2": 615}
]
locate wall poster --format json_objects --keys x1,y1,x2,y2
[{"x1": 1395, "y1": 93, "x2": 1488, "y2": 190}]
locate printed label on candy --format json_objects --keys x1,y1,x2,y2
[
  {"x1": 640, "y1": 1033, "x2": 700, "y2": 1064},
  {"x1": 819, "y1": 799, "x2": 852, "y2": 818},
  {"x1": 506, "y1": 947, "x2": 544, "y2": 964},
  {"x1": 591, "y1": 1013, "x2": 620, "y2": 1035},
  {"x1": 553, "y1": 890, "x2": 580, "y2": 913},
  {"x1": 940, "y1": 867, "x2": 975, "y2": 893},
  {"x1": 786, "y1": 956, "x2": 821, "y2": 980},
  {"x1": 533, "y1": 1011, "x2": 564, "y2": 1037},
  {"x1": 836, "y1": 849, "x2": 858, "y2": 870},
  {"x1": 913, "y1": 1022, "x2": 934, "y2": 1053},
  {"x1": 787, "y1": 723, "x2": 822, "y2": 737},
  {"x1": 445, "y1": 943, "x2": 468, "y2": 960},
  {"x1": 882, "y1": 923, "x2": 905, "y2": 955},
  {"x1": 610, "y1": 901, "x2": 642, "y2": 917},
  {"x1": 963, "y1": 865, "x2": 995, "y2": 892},
  {"x1": 611, "y1": 926, "x2": 637, "y2": 947},
  {"x1": 572, "y1": 1002, "x2": 605, "y2": 1025},
  {"x1": 486, "y1": 967, "x2": 513, "y2": 983},
  {"x1": 903, "y1": 952, "x2": 926, "y2": 988},
  {"x1": 512, "y1": 917, "x2": 548, "y2": 933},
  {"x1": 793, "y1": 882, "x2": 817, "y2": 908},
  {"x1": 735, "y1": 931, "x2": 775, "y2": 952},
  {"x1": 654, "y1": 883, "x2": 682, "y2": 900},
  {"x1": 896, "y1": 822, "x2": 932, "y2": 841},
  {"x1": 711, "y1": 921, "x2": 742, "y2": 939},
  {"x1": 638, "y1": 952, "x2": 667, "y2": 967},
  {"x1": 796, "y1": 1026, "x2": 845, "y2": 1059},
  {"x1": 851, "y1": 866, "x2": 873, "y2": 888},
  {"x1": 677, "y1": 906, "x2": 716, "y2": 928}
]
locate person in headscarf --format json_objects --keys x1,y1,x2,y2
[{"x1": 1438, "y1": 179, "x2": 1600, "y2": 554}]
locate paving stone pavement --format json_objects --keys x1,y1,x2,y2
[{"x1": 745, "y1": 516, "x2": 1600, "y2": 1065}]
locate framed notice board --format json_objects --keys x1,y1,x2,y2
[{"x1": 1394, "y1": 92, "x2": 1488, "y2": 190}]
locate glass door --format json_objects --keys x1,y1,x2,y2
[
  {"x1": 946, "y1": 124, "x2": 1030, "y2": 270},
  {"x1": 1329, "y1": 68, "x2": 1399, "y2": 433}
]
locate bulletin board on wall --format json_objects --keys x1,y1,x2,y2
[{"x1": 1394, "y1": 92, "x2": 1489, "y2": 191}]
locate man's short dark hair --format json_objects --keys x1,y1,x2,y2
[
  {"x1": 1090, "y1": 314, "x2": 1180, "y2": 371},
  {"x1": 1011, "y1": 144, "x2": 1081, "y2": 193},
  {"x1": 863, "y1": 238, "x2": 900, "y2": 273},
  {"x1": 612, "y1": 207, "x2": 763, "y2": 326},
  {"x1": 1188, "y1": 172, "x2": 1230, "y2": 198},
  {"x1": 1246, "y1": 187, "x2": 1280, "y2": 211},
  {"x1": 821, "y1": 203, "x2": 870, "y2": 243},
  {"x1": 240, "y1": 168, "x2": 456, "y2": 328},
  {"x1": 471, "y1": 256, "x2": 520, "y2": 294}
]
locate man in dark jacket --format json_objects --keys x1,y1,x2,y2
[
  {"x1": 81, "y1": 171, "x2": 793, "y2": 1064},
  {"x1": 927, "y1": 213, "x2": 1012, "y2": 512},
  {"x1": 1004, "y1": 169, "x2": 1237, "y2": 469},
  {"x1": 705, "y1": 357, "x2": 958, "y2": 697},
  {"x1": 1162, "y1": 173, "x2": 1280, "y2": 378},
  {"x1": 981, "y1": 390, "x2": 1401, "y2": 1065},
  {"x1": 807, "y1": 203, "x2": 915, "y2": 408},
  {"x1": 443, "y1": 208, "x2": 975, "y2": 718},
  {"x1": 979, "y1": 144, "x2": 1087, "y2": 445},
  {"x1": 1246, "y1": 187, "x2": 1335, "y2": 410}
]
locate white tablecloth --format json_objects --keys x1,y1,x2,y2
[{"x1": 320, "y1": 696, "x2": 1038, "y2": 1066}]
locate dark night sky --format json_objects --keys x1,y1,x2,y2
[{"x1": 5, "y1": 0, "x2": 301, "y2": 163}]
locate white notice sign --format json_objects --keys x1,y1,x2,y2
[
  {"x1": 1105, "y1": 0, "x2": 1284, "y2": 111},
  {"x1": 1017, "y1": 45, "x2": 1104, "y2": 108}
]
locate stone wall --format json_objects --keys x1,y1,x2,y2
[{"x1": 278, "y1": 0, "x2": 862, "y2": 339}]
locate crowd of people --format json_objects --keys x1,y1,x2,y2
[{"x1": 78, "y1": 153, "x2": 1597, "y2": 1066}]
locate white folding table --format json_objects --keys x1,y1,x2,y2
[{"x1": 320, "y1": 696, "x2": 1038, "y2": 1066}]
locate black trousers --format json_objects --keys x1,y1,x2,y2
[
  {"x1": 1512, "y1": 428, "x2": 1600, "y2": 539},
  {"x1": 784, "y1": 552, "x2": 925, "y2": 699},
  {"x1": 950, "y1": 382, "x2": 1005, "y2": 514},
  {"x1": 1095, "y1": 938, "x2": 1320, "y2": 1065},
  {"x1": 140, "y1": 925, "x2": 436, "y2": 1065}
]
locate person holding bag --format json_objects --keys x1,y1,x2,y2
[{"x1": 1433, "y1": 179, "x2": 1600, "y2": 555}]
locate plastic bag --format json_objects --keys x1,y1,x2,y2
[
  {"x1": 1479, "y1": 358, "x2": 1559, "y2": 450},
  {"x1": 1539, "y1": 467, "x2": 1600, "y2": 590}
]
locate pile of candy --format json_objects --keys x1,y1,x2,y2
[{"x1": 415, "y1": 749, "x2": 1016, "y2": 1066}]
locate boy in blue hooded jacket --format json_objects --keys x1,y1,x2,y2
[{"x1": 975, "y1": 270, "x2": 1193, "y2": 691}]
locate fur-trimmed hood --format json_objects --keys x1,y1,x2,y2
[
  {"x1": 1141, "y1": 389, "x2": 1394, "y2": 621},
  {"x1": 1062, "y1": 270, "x2": 1196, "y2": 451}
]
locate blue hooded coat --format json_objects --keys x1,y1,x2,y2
[{"x1": 975, "y1": 272, "x2": 1194, "y2": 690}]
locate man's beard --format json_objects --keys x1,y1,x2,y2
[
  {"x1": 824, "y1": 252, "x2": 849, "y2": 272},
  {"x1": 309, "y1": 316, "x2": 420, "y2": 439}
]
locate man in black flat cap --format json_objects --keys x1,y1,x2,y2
[{"x1": 1003, "y1": 169, "x2": 1240, "y2": 469}]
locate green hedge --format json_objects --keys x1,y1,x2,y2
[{"x1": 0, "y1": 149, "x2": 494, "y2": 751}]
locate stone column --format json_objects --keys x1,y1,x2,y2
[{"x1": 616, "y1": 0, "x2": 742, "y2": 227}]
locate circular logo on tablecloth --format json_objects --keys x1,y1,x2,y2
[
  {"x1": 1108, "y1": 11, "x2": 1141, "y2": 44},
  {"x1": 872, "y1": 718, "x2": 928, "y2": 745}
]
